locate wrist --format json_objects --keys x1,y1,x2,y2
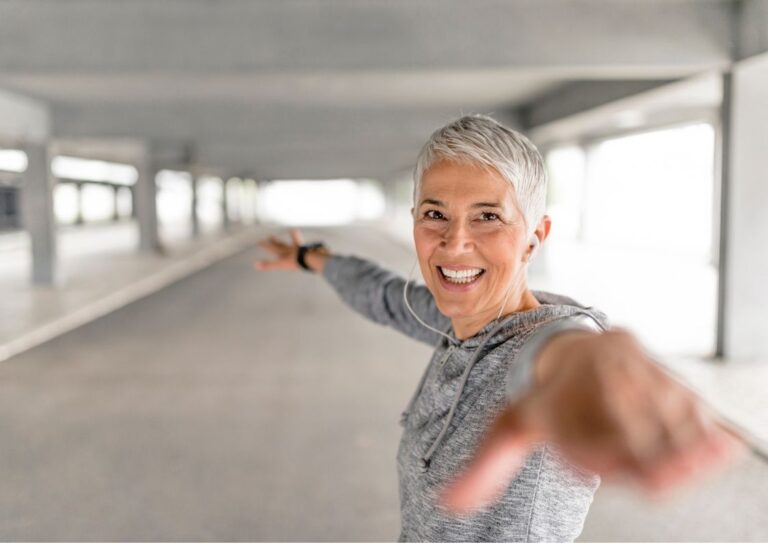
[
  {"x1": 296, "y1": 242, "x2": 329, "y2": 273},
  {"x1": 304, "y1": 247, "x2": 330, "y2": 273}
]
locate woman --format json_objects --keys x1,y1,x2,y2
[{"x1": 254, "y1": 115, "x2": 744, "y2": 541}]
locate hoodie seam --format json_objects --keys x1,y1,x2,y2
[{"x1": 524, "y1": 446, "x2": 546, "y2": 543}]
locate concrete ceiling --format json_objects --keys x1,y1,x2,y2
[{"x1": 0, "y1": 0, "x2": 742, "y2": 180}]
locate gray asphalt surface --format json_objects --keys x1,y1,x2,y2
[{"x1": 0, "y1": 225, "x2": 431, "y2": 541}]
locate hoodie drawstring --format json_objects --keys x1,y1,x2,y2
[{"x1": 418, "y1": 313, "x2": 519, "y2": 472}]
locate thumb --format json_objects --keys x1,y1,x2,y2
[{"x1": 437, "y1": 403, "x2": 538, "y2": 515}]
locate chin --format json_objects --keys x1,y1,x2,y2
[{"x1": 433, "y1": 298, "x2": 478, "y2": 320}]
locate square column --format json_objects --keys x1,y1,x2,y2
[
  {"x1": 221, "y1": 177, "x2": 230, "y2": 232},
  {"x1": 183, "y1": 145, "x2": 200, "y2": 238},
  {"x1": 135, "y1": 147, "x2": 162, "y2": 253},
  {"x1": 20, "y1": 142, "x2": 57, "y2": 285},
  {"x1": 190, "y1": 174, "x2": 200, "y2": 237},
  {"x1": 718, "y1": 54, "x2": 768, "y2": 360}
]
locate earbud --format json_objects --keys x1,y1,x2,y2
[{"x1": 527, "y1": 235, "x2": 540, "y2": 262}]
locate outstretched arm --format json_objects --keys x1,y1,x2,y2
[
  {"x1": 438, "y1": 327, "x2": 748, "y2": 515},
  {"x1": 254, "y1": 228, "x2": 330, "y2": 273},
  {"x1": 254, "y1": 228, "x2": 450, "y2": 346}
]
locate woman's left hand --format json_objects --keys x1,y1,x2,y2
[{"x1": 437, "y1": 328, "x2": 748, "y2": 515}]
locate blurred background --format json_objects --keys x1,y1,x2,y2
[{"x1": 0, "y1": 1, "x2": 766, "y2": 540}]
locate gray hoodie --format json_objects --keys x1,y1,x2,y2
[{"x1": 322, "y1": 253, "x2": 610, "y2": 542}]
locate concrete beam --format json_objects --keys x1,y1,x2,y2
[
  {"x1": 49, "y1": 138, "x2": 145, "y2": 165},
  {"x1": 49, "y1": 105, "x2": 508, "y2": 145},
  {"x1": 50, "y1": 106, "x2": 521, "y2": 180},
  {"x1": 527, "y1": 73, "x2": 722, "y2": 146},
  {"x1": 736, "y1": 0, "x2": 768, "y2": 59},
  {"x1": 519, "y1": 80, "x2": 676, "y2": 129},
  {"x1": 0, "y1": 1, "x2": 733, "y2": 74}
]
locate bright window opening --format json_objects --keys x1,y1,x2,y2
[
  {"x1": 51, "y1": 156, "x2": 138, "y2": 186},
  {"x1": 257, "y1": 179, "x2": 385, "y2": 226},
  {"x1": 0, "y1": 149, "x2": 28, "y2": 173},
  {"x1": 157, "y1": 170, "x2": 192, "y2": 225},
  {"x1": 541, "y1": 123, "x2": 717, "y2": 357}
]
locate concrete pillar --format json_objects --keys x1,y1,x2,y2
[
  {"x1": 250, "y1": 179, "x2": 261, "y2": 223},
  {"x1": 130, "y1": 186, "x2": 138, "y2": 219},
  {"x1": 183, "y1": 143, "x2": 200, "y2": 238},
  {"x1": 718, "y1": 53, "x2": 768, "y2": 360},
  {"x1": 221, "y1": 177, "x2": 230, "y2": 231},
  {"x1": 20, "y1": 142, "x2": 57, "y2": 285},
  {"x1": 112, "y1": 185, "x2": 120, "y2": 221},
  {"x1": 135, "y1": 147, "x2": 161, "y2": 253},
  {"x1": 190, "y1": 174, "x2": 199, "y2": 237},
  {"x1": 245, "y1": 178, "x2": 257, "y2": 224},
  {"x1": 75, "y1": 183, "x2": 84, "y2": 225}
]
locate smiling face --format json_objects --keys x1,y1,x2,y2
[{"x1": 412, "y1": 159, "x2": 549, "y2": 339}]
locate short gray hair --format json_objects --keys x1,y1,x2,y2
[{"x1": 413, "y1": 114, "x2": 547, "y2": 237}]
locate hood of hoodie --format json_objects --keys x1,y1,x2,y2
[{"x1": 439, "y1": 289, "x2": 610, "y2": 350}]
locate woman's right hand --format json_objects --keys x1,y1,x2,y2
[
  {"x1": 254, "y1": 228, "x2": 329, "y2": 273},
  {"x1": 253, "y1": 228, "x2": 304, "y2": 272}
]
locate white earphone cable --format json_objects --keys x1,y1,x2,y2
[{"x1": 402, "y1": 260, "x2": 456, "y2": 344}]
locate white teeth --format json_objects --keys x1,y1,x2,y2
[{"x1": 439, "y1": 267, "x2": 484, "y2": 283}]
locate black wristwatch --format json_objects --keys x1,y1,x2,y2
[{"x1": 296, "y1": 242, "x2": 327, "y2": 272}]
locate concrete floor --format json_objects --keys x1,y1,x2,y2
[
  {"x1": 0, "y1": 225, "x2": 432, "y2": 540},
  {"x1": 0, "y1": 224, "x2": 766, "y2": 541},
  {"x1": 0, "y1": 220, "x2": 249, "y2": 354}
]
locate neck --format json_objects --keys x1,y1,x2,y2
[{"x1": 451, "y1": 288, "x2": 541, "y2": 340}]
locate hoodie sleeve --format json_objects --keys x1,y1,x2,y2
[
  {"x1": 321, "y1": 253, "x2": 450, "y2": 346},
  {"x1": 507, "y1": 293, "x2": 610, "y2": 403}
]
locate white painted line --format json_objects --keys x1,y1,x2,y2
[{"x1": 0, "y1": 229, "x2": 261, "y2": 363}]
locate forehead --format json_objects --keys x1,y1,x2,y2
[{"x1": 419, "y1": 159, "x2": 513, "y2": 203}]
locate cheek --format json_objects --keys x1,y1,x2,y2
[
  {"x1": 413, "y1": 224, "x2": 441, "y2": 253},
  {"x1": 412, "y1": 226, "x2": 436, "y2": 274},
  {"x1": 478, "y1": 233, "x2": 524, "y2": 274}
]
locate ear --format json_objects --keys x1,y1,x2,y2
[
  {"x1": 410, "y1": 206, "x2": 415, "y2": 219},
  {"x1": 534, "y1": 215, "x2": 552, "y2": 245}
]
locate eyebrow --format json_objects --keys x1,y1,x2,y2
[{"x1": 418, "y1": 198, "x2": 504, "y2": 209}]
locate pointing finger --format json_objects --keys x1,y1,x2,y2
[{"x1": 437, "y1": 405, "x2": 537, "y2": 515}]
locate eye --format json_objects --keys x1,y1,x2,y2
[
  {"x1": 424, "y1": 209, "x2": 445, "y2": 220},
  {"x1": 479, "y1": 212, "x2": 500, "y2": 221}
]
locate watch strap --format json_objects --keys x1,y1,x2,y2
[{"x1": 297, "y1": 242, "x2": 326, "y2": 272}]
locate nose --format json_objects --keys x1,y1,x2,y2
[{"x1": 440, "y1": 219, "x2": 474, "y2": 253}]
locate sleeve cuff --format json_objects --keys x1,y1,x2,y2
[
  {"x1": 506, "y1": 316, "x2": 602, "y2": 403},
  {"x1": 320, "y1": 253, "x2": 347, "y2": 282}
]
